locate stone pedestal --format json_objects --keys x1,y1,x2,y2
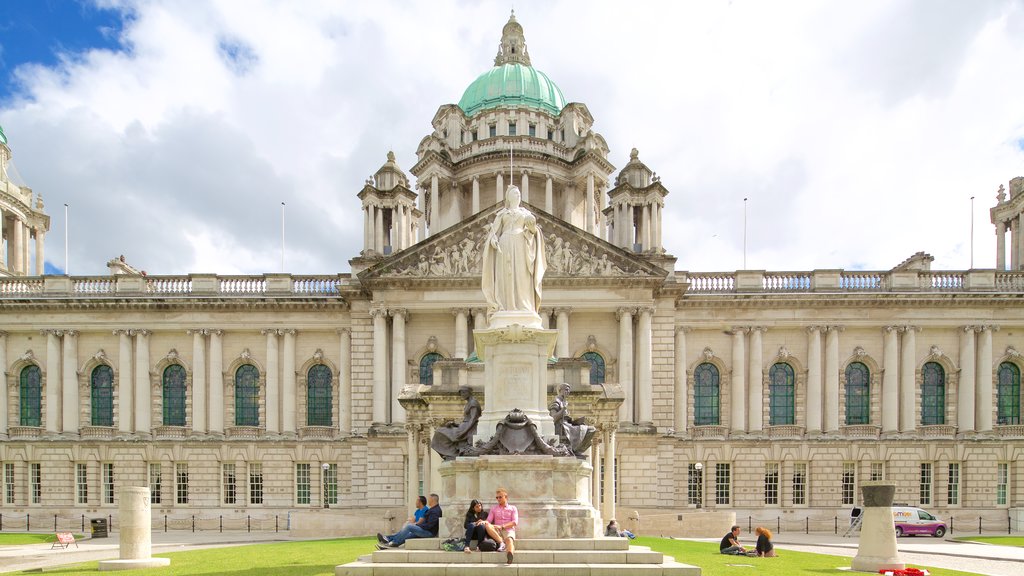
[
  {"x1": 473, "y1": 325, "x2": 558, "y2": 439},
  {"x1": 851, "y1": 481, "x2": 904, "y2": 573},
  {"x1": 98, "y1": 487, "x2": 171, "y2": 571},
  {"x1": 440, "y1": 455, "x2": 600, "y2": 538}
]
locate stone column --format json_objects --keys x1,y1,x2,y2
[
  {"x1": 190, "y1": 330, "x2": 206, "y2": 434},
  {"x1": 747, "y1": 327, "x2": 764, "y2": 432},
  {"x1": 264, "y1": 329, "x2": 280, "y2": 433},
  {"x1": 617, "y1": 308, "x2": 634, "y2": 422},
  {"x1": 471, "y1": 176, "x2": 480, "y2": 214},
  {"x1": 521, "y1": 170, "x2": 530, "y2": 204},
  {"x1": 209, "y1": 330, "x2": 224, "y2": 434},
  {"x1": 471, "y1": 308, "x2": 486, "y2": 355},
  {"x1": 363, "y1": 204, "x2": 372, "y2": 253},
  {"x1": 374, "y1": 204, "x2": 384, "y2": 254},
  {"x1": 545, "y1": 176, "x2": 553, "y2": 214},
  {"x1": 11, "y1": 219, "x2": 22, "y2": 273},
  {"x1": 34, "y1": 228, "x2": 44, "y2": 276},
  {"x1": 654, "y1": 203, "x2": 663, "y2": 251},
  {"x1": 637, "y1": 307, "x2": 654, "y2": 424},
  {"x1": 590, "y1": 440, "x2": 601, "y2": 507},
  {"x1": 585, "y1": 173, "x2": 595, "y2": 234},
  {"x1": 0, "y1": 332, "x2": 7, "y2": 436},
  {"x1": 97, "y1": 487, "x2": 171, "y2": 570},
  {"x1": 418, "y1": 188, "x2": 427, "y2": 239},
  {"x1": 996, "y1": 221, "x2": 1006, "y2": 270},
  {"x1": 44, "y1": 330, "x2": 61, "y2": 433},
  {"x1": 824, "y1": 326, "x2": 841, "y2": 432},
  {"x1": 602, "y1": 425, "x2": 617, "y2": 521},
  {"x1": 976, "y1": 325, "x2": 995, "y2": 431},
  {"x1": 730, "y1": 328, "x2": 747, "y2": 433},
  {"x1": 282, "y1": 329, "x2": 296, "y2": 435},
  {"x1": 391, "y1": 308, "x2": 407, "y2": 424},
  {"x1": 899, "y1": 326, "x2": 918, "y2": 432},
  {"x1": 21, "y1": 223, "x2": 29, "y2": 274},
  {"x1": 642, "y1": 205, "x2": 651, "y2": 250},
  {"x1": 338, "y1": 328, "x2": 351, "y2": 434},
  {"x1": 0, "y1": 211, "x2": 5, "y2": 267},
  {"x1": 1019, "y1": 216, "x2": 1024, "y2": 271},
  {"x1": 850, "y1": 482, "x2": 904, "y2": 572},
  {"x1": 806, "y1": 326, "x2": 822, "y2": 433},
  {"x1": 495, "y1": 172, "x2": 504, "y2": 205},
  {"x1": 61, "y1": 330, "x2": 78, "y2": 434},
  {"x1": 118, "y1": 330, "x2": 135, "y2": 433},
  {"x1": 453, "y1": 308, "x2": 468, "y2": 359},
  {"x1": 392, "y1": 205, "x2": 404, "y2": 251},
  {"x1": 134, "y1": 330, "x2": 151, "y2": 435},
  {"x1": 540, "y1": 308, "x2": 551, "y2": 330},
  {"x1": 406, "y1": 424, "x2": 419, "y2": 504},
  {"x1": 882, "y1": 326, "x2": 899, "y2": 433},
  {"x1": 430, "y1": 175, "x2": 439, "y2": 234},
  {"x1": 1013, "y1": 219, "x2": 1020, "y2": 270},
  {"x1": 674, "y1": 327, "x2": 689, "y2": 434},
  {"x1": 958, "y1": 326, "x2": 976, "y2": 432},
  {"x1": 555, "y1": 307, "x2": 571, "y2": 358},
  {"x1": 371, "y1": 308, "x2": 387, "y2": 425}
]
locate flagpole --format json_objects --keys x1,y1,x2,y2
[
  {"x1": 64, "y1": 203, "x2": 69, "y2": 275},
  {"x1": 743, "y1": 197, "x2": 748, "y2": 269},
  {"x1": 280, "y1": 202, "x2": 286, "y2": 272},
  {"x1": 970, "y1": 196, "x2": 975, "y2": 269}
]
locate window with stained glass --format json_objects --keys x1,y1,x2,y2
[
  {"x1": 769, "y1": 363, "x2": 795, "y2": 426},
  {"x1": 419, "y1": 353, "x2": 443, "y2": 386},
  {"x1": 89, "y1": 365, "x2": 114, "y2": 426},
  {"x1": 581, "y1": 352, "x2": 605, "y2": 385},
  {"x1": 921, "y1": 362, "x2": 945, "y2": 426},
  {"x1": 19, "y1": 366, "x2": 42, "y2": 427},
  {"x1": 307, "y1": 365, "x2": 333, "y2": 426},
  {"x1": 693, "y1": 363, "x2": 720, "y2": 426},
  {"x1": 845, "y1": 362, "x2": 870, "y2": 425},
  {"x1": 162, "y1": 364, "x2": 187, "y2": 426},
  {"x1": 235, "y1": 365, "x2": 260, "y2": 426},
  {"x1": 997, "y1": 362, "x2": 1020, "y2": 425}
]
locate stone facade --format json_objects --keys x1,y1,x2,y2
[{"x1": 0, "y1": 15, "x2": 1022, "y2": 535}]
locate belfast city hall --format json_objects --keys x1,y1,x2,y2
[{"x1": 0, "y1": 13, "x2": 1022, "y2": 536}]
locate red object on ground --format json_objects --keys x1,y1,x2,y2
[{"x1": 878, "y1": 569, "x2": 930, "y2": 576}]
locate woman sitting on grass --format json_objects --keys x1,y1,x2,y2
[{"x1": 755, "y1": 526, "x2": 777, "y2": 557}]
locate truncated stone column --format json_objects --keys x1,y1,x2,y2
[
  {"x1": 98, "y1": 487, "x2": 170, "y2": 571},
  {"x1": 851, "y1": 481, "x2": 904, "y2": 573}
]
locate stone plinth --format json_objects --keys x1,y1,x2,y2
[
  {"x1": 473, "y1": 325, "x2": 558, "y2": 439},
  {"x1": 440, "y1": 455, "x2": 600, "y2": 539},
  {"x1": 851, "y1": 481, "x2": 904, "y2": 573},
  {"x1": 98, "y1": 487, "x2": 170, "y2": 571}
]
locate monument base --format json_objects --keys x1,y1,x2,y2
[
  {"x1": 852, "y1": 481, "x2": 905, "y2": 573},
  {"x1": 440, "y1": 455, "x2": 600, "y2": 539},
  {"x1": 99, "y1": 558, "x2": 171, "y2": 571}
]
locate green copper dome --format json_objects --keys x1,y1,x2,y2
[
  {"x1": 458, "y1": 63, "x2": 566, "y2": 117},
  {"x1": 0, "y1": 124, "x2": 6, "y2": 145}
]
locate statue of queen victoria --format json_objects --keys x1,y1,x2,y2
[{"x1": 481, "y1": 185, "x2": 546, "y2": 325}]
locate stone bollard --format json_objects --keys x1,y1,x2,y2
[
  {"x1": 98, "y1": 487, "x2": 171, "y2": 571},
  {"x1": 851, "y1": 481, "x2": 904, "y2": 573}
]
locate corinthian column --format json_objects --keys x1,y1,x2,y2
[
  {"x1": 806, "y1": 326, "x2": 822, "y2": 433},
  {"x1": 117, "y1": 330, "x2": 134, "y2": 433},
  {"x1": 62, "y1": 330, "x2": 79, "y2": 435},
  {"x1": 264, "y1": 329, "x2": 280, "y2": 433},
  {"x1": 899, "y1": 326, "x2": 918, "y2": 432},
  {"x1": 471, "y1": 176, "x2": 480, "y2": 214},
  {"x1": 391, "y1": 308, "x2": 407, "y2": 424},
  {"x1": 34, "y1": 229, "x2": 44, "y2": 276},
  {"x1": 730, "y1": 328, "x2": 747, "y2": 433},
  {"x1": 637, "y1": 307, "x2": 654, "y2": 424},
  {"x1": 371, "y1": 307, "x2": 388, "y2": 425},
  {"x1": 44, "y1": 330, "x2": 61, "y2": 433},
  {"x1": 555, "y1": 307, "x2": 571, "y2": 359},
  {"x1": 996, "y1": 221, "x2": 1007, "y2": 270},
  {"x1": 824, "y1": 326, "x2": 841, "y2": 432},
  {"x1": 209, "y1": 330, "x2": 224, "y2": 434},
  {"x1": 134, "y1": 330, "x2": 151, "y2": 435},
  {"x1": 430, "y1": 175, "x2": 439, "y2": 234},
  {"x1": 976, "y1": 325, "x2": 995, "y2": 431},
  {"x1": 882, "y1": 326, "x2": 899, "y2": 433},
  {"x1": 958, "y1": 326, "x2": 976, "y2": 432},
  {"x1": 586, "y1": 173, "x2": 595, "y2": 234},
  {"x1": 190, "y1": 329, "x2": 206, "y2": 434},
  {"x1": 674, "y1": 327, "x2": 689, "y2": 433},
  {"x1": 282, "y1": 329, "x2": 297, "y2": 434},
  {"x1": 545, "y1": 176, "x2": 553, "y2": 214},
  {"x1": 453, "y1": 309, "x2": 468, "y2": 359},
  {"x1": 521, "y1": 170, "x2": 530, "y2": 204},
  {"x1": 338, "y1": 328, "x2": 351, "y2": 434},
  {"x1": 617, "y1": 308, "x2": 634, "y2": 422},
  {"x1": 0, "y1": 332, "x2": 7, "y2": 436},
  {"x1": 747, "y1": 327, "x2": 764, "y2": 432}
]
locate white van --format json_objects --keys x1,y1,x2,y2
[{"x1": 892, "y1": 506, "x2": 947, "y2": 537}]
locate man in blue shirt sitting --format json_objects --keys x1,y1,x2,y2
[{"x1": 376, "y1": 493, "x2": 442, "y2": 549}]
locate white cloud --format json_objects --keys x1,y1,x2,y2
[{"x1": 1, "y1": 0, "x2": 1022, "y2": 276}]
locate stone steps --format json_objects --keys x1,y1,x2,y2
[{"x1": 335, "y1": 538, "x2": 702, "y2": 576}]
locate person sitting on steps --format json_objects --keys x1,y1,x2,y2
[
  {"x1": 376, "y1": 493, "x2": 442, "y2": 549},
  {"x1": 486, "y1": 487, "x2": 518, "y2": 564},
  {"x1": 462, "y1": 499, "x2": 498, "y2": 553}
]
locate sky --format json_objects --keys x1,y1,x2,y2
[{"x1": 1, "y1": 0, "x2": 1022, "y2": 276}]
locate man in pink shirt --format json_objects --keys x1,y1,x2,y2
[{"x1": 485, "y1": 487, "x2": 518, "y2": 564}]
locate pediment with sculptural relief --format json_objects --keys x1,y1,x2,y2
[{"x1": 358, "y1": 203, "x2": 667, "y2": 288}]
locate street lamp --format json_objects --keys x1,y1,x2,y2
[
  {"x1": 694, "y1": 463, "x2": 704, "y2": 509},
  {"x1": 321, "y1": 463, "x2": 330, "y2": 509}
]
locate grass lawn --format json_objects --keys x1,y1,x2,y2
[
  {"x1": 24, "y1": 536, "x2": 991, "y2": 576},
  {"x1": 953, "y1": 535, "x2": 1024, "y2": 547},
  {"x1": 0, "y1": 533, "x2": 83, "y2": 545}
]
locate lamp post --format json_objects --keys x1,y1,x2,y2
[
  {"x1": 321, "y1": 463, "x2": 330, "y2": 509},
  {"x1": 694, "y1": 463, "x2": 704, "y2": 509}
]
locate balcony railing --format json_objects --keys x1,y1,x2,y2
[
  {"x1": 682, "y1": 269, "x2": 1022, "y2": 294},
  {"x1": 0, "y1": 274, "x2": 351, "y2": 298}
]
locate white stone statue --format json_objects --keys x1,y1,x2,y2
[{"x1": 481, "y1": 185, "x2": 546, "y2": 326}]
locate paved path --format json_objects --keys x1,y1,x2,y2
[{"x1": 0, "y1": 531, "x2": 1020, "y2": 574}]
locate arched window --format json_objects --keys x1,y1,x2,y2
[
  {"x1": 307, "y1": 364, "x2": 333, "y2": 426},
  {"x1": 91, "y1": 365, "x2": 114, "y2": 426},
  {"x1": 769, "y1": 363, "x2": 795, "y2": 426},
  {"x1": 845, "y1": 362, "x2": 871, "y2": 425},
  {"x1": 921, "y1": 362, "x2": 945, "y2": 426},
  {"x1": 235, "y1": 365, "x2": 260, "y2": 427},
  {"x1": 997, "y1": 362, "x2": 1021, "y2": 425},
  {"x1": 163, "y1": 364, "x2": 187, "y2": 426},
  {"x1": 19, "y1": 365, "x2": 42, "y2": 427},
  {"x1": 419, "y1": 352, "x2": 443, "y2": 386},
  {"x1": 581, "y1": 352, "x2": 605, "y2": 385},
  {"x1": 693, "y1": 363, "x2": 720, "y2": 426}
]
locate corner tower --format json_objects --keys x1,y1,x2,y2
[
  {"x1": 0, "y1": 125, "x2": 50, "y2": 276},
  {"x1": 410, "y1": 12, "x2": 615, "y2": 240}
]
